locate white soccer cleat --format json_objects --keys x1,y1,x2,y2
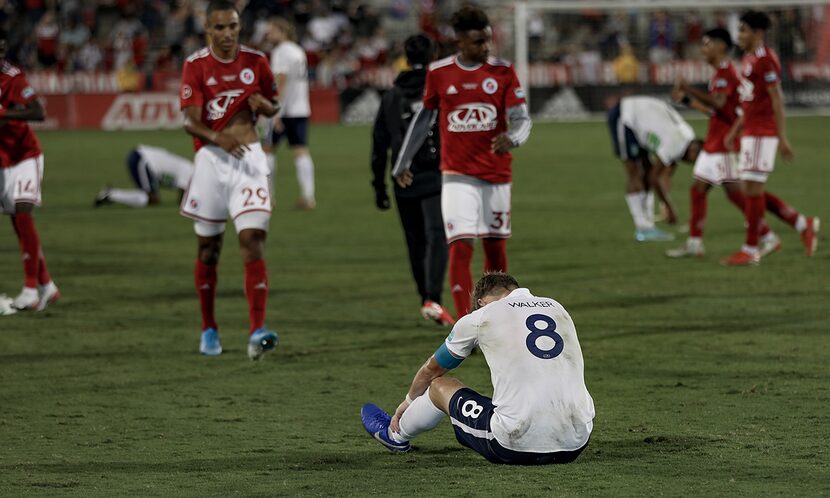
[
  {"x1": 759, "y1": 232, "x2": 782, "y2": 258},
  {"x1": 36, "y1": 281, "x2": 60, "y2": 311},
  {"x1": 666, "y1": 239, "x2": 705, "y2": 258},
  {"x1": 12, "y1": 287, "x2": 39, "y2": 311},
  {"x1": 0, "y1": 295, "x2": 18, "y2": 316}
]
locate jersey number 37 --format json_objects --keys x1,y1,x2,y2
[{"x1": 525, "y1": 314, "x2": 564, "y2": 360}]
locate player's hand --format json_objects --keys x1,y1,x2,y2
[
  {"x1": 724, "y1": 134, "x2": 737, "y2": 152},
  {"x1": 779, "y1": 137, "x2": 795, "y2": 161},
  {"x1": 215, "y1": 132, "x2": 249, "y2": 159},
  {"x1": 273, "y1": 116, "x2": 285, "y2": 133},
  {"x1": 395, "y1": 170, "x2": 414, "y2": 188},
  {"x1": 390, "y1": 398, "x2": 411, "y2": 433},
  {"x1": 491, "y1": 134, "x2": 513, "y2": 154},
  {"x1": 375, "y1": 189, "x2": 391, "y2": 210}
]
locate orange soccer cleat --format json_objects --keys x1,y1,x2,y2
[
  {"x1": 800, "y1": 217, "x2": 820, "y2": 257},
  {"x1": 421, "y1": 300, "x2": 456, "y2": 326},
  {"x1": 720, "y1": 250, "x2": 760, "y2": 267}
]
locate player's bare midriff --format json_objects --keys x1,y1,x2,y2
[{"x1": 222, "y1": 108, "x2": 259, "y2": 145}]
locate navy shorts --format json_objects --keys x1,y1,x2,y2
[
  {"x1": 448, "y1": 388, "x2": 588, "y2": 465},
  {"x1": 127, "y1": 148, "x2": 159, "y2": 193},
  {"x1": 271, "y1": 117, "x2": 309, "y2": 147},
  {"x1": 607, "y1": 103, "x2": 646, "y2": 161}
]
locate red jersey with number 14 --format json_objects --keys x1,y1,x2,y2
[
  {"x1": 423, "y1": 56, "x2": 526, "y2": 184},
  {"x1": 704, "y1": 60, "x2": 741, "y2": 153},
  {"x1": 0, "y1": 61, "x2": 42, "y2": 168},
  {"x1": 739, "y1": 45, "x2": 781, "y2": 137},
  {"x1": 180, "y1": 45, "x2": 277, "y2": 151}
]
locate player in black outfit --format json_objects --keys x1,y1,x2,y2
[{"x1": 371, "y1": 34, "x2": 454, "y2": 326}]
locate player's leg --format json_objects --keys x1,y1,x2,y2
[
  {"x1": 721, "y1": 182, "x2": 780, "y2": 257},
  {"x1": 481, "y1": 182, "x2": 510, "y2": 272},
  {"x1": 420, "y1": 192, "x2": 453, "y2": 326},
  {"x1": 95, "y1": 149, "x2": 153, "y2": 208},
  {"x1": 395, "y1": 194, "x2": 429, "y2": 305},
  {"x1": 442, "y1": 178, "x2": 479, "y2": 319},
  {"x1": 764, "y1": 191, "x2": 819, "y2": 256},
  {"x1": 667, "y1": 179, "x2": 710, "y2": 258},
  {"x1": 288, "y1": 118, "x2": 316, "y2": 209}
]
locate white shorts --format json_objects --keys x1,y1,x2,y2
[
  {"x1": 0, "y1": 154, "x2": 44, "y2": 214},
  {"x1": 180, "y1": 143, "x2": 272, "y2": 235},
  {"x1": 441, "y1": 175, "x2": 511, "y2": 243},
  {"x1": 693, "y1": 151, "x2": 740, "y2": 185},
  {"x1": 739, "y1": 136, "x2": 778, "y2": 183}
]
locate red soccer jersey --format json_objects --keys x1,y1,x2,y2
[
  {"x1": 704, "y1": 61, "x2": 742, "y2": 153},
  {"x1": 0, "y1": 61, "x2": 42, "y2": 168},
  {"x1": 738, "y1": 45, "x2": 781, "y2": 137},
  {"x1": 180, "y1": 45, "x2": 277, "y2": 151},
  {"x1": 423, "y1": 55, "x2": 526, "y2": 184}
]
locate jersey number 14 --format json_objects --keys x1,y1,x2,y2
[{"x1": 525, "y1": 314, "x2": 564, "y2": 360}]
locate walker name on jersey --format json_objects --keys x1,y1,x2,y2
[
  {"x1": 207, "y1": 89, "x2": 245, "y2": 121},
  {"x1": 447, "y1": 103, "x2": 497, "y2": 133},
  {"x1": 508, "y1": 301, "x2": 555, "y2": 308}
]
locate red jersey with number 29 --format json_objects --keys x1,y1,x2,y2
[
  {"x1": 180, "y1": 45, "x2": 277, "y2": 151},
  {"x1": 0, "y1": 61, "x2": 42, "y2": 168},
  {"x1": 423, "y1": 56, "x2": 526, "y2": 184},
  {"x1": 704, "y1": 61, "x2": 741, "y2": 153},
  {"x1": 738, "y1": 46, "x2": 780, "y2": 137}
]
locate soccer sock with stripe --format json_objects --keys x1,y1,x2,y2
[
  {"x1": 725, "y1": 189, "x2": 770, "y2": 236},
  {"x1": 109, "y1": 188, "x2": 149, "y2": 208},
  {"x1": 13, "y1": 213, "x2": 41, "y2": 289},
  {"x1": 689, "y1": 187, "x2": 707, "y2": 237},
  {"x1": 744, "y1": 194, "x2": 765, "y2": 252},
  {"x1": 194, "y1": 260, "x2": 218, "y2": 331},
  {"x1": 765, "y1": 191, "x2": 804, "y2": 230},
  {"x1": 393, "y1": 389, "x2": 446, "y2": 442},
  {"x1": 244, "y1": 259, "x2": 268, "y2": 333},
  {"x1": 448, "y1": 241, "x2": 474, "y2": 319},
  {"x1": 482, "y1": 238, "x2": 507, "y2": 273},
  {"x1": 295, "y1": 153, "x2": 315, "y2": 201}
]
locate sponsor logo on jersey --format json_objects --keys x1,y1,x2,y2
[
  {"x1": 206, "y1": 89, "x2": 245, "y2": 121},
  {"x1": 447, "y1": 85, "x2": 458, "y2": 95},
  {"x1": 206, "y1": 76, "x2": 218, "y2": 86},
  {"x1": 514, "y1": 88, "x2": 525, "y2": 99},
  {"x1": 22, "y1": 87, "x2": 35, "y2": 99},
  {"x1": 447, "y1": 103, "x2": 498, "y2": 132},
  {"x1": 182, "y1": 84, "x2": 193, "y2": 99},
  {"x1": 240, "y1": 68, "x2": 255, "y2": 85},
  {"x1": 482, "y1": 78, "x2": 498, "y2": 95},
  {"x1": 222, "y1": 75, "x2": 237, "y2": 82},
  {"x1": 462, "y1": 83, "x2": 478, "y2": 90}
]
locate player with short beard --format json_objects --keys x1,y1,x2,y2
[
  {"x1": 0, "y1": 29, "x2": 60, "y2": 312},
  {"x1": 393, "y1": 6, "x2": 532, "y2": 320},
  {"x1": 179, "y1": 0, "x2": 280, "y2": 359}
]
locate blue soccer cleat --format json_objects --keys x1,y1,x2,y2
[
  {"x1": 199, "y1": 328, "x2": 223, "y2": 356},
  {"x1": 247, "y1": 328, "x2": 279, "y2": 360},
  {"x1": 635, "y1": 227, "x2": 675, "y2": 242},
  {"x1": 360, "y1": 403, "x2": 411, "y2": 453}
]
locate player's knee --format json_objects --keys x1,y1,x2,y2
[
  {"x1": 238, "y1": 229, "x2": 267, "y2": 262},
  {"x1": 197, "y1": 236, "x2": 223, "y2": 265}
]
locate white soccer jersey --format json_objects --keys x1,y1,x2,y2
[
  {"x1": 445, "y1": 288, "x2": 595, "y2": 453},
  {"x1": 620, "y1": 96, "x2": 695, "y2": 165},
  {"x1": 270, "y1": 41, "x2": 310, "y2": 118},
  {"x1": 136, "y1": 145, "x2": 193, "y2": 190}
]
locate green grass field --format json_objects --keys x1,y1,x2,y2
[{"x1": 1, "y1": 118, "x2": 828, "y2": 496}]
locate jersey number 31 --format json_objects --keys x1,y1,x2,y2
[{"x1": 525, "y1": 314, "x2": 563, "y2": 359}]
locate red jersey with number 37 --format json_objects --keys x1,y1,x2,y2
[
  {"x1": 0, "y1": 61, "x2": 42, "y2": 168},
  {"x1": 180, "y1": 45, "x2": 277, "y2": 151},
  {"x1": 704, "y1": 61, "x2": 741, "y2": 153},
  {"x1": 739, "y1": 46, "x2": 780, "y2": 137},
  {"x1": 423, "y1": 56, "x2": 526, "y2": 184}
]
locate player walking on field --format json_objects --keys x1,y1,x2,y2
[
  {"x1": 393, "y1": 6, "x2": 532, "y2": 320},
  {"x1": 179, "y1": 0, "x2": 279, "y2": 359},
  {"x1": 361, "y1": 272, "x2": 594, "y2": 464},
  {"x1": 0, "y1": 29, "x2": 60, "y2": 311},
  {"x1": 721, "y1": 11, "x2": 819, "y2": 266}
]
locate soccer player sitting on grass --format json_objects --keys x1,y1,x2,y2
[
  {"x1": 361, "y1": 272, "x2": 594, "y2": 465},
  {"x1": 94, "y1": 145, "x2": 193, "y2": 208}
]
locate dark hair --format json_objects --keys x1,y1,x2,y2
[
  {"x1": 472, "y1": 272, "x2": 519, "y2": 311},
  {"x1": 0, "y1": 28, "x2": 6, "y2": 42},
  {"x1": 740, "y1": 10, "x2": 771, "y2": 31},
  {"x1": 704, "y1": 27, "x2": 732, "y2": 48},
  {"x1": 450, "y1": 5, "x2": 490, "y2": 33},
  {"x1": 207, "y1": 0, "x2": 239, "y2": 17},
  {"x1": 404, "y1": 34, "x2": 433, "y2": 66}
]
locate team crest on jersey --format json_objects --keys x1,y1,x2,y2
[
  {"x1": 447, "y1": 103, "x2": 497, "y2": 132},
  {"x1": 240, "y1": 68, "x2": 255, "y2": 85},
  {"x1": 182, "y1": 84, "x2": 193, "y2": 100},
  {"x1": 207, "y1": 89, "x2": 245, "y2": 120},
  {"x1": 482, "y1": 78, "x2": 498, "y2": 95}
]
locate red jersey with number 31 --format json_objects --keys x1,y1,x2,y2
[
  {"x1": 704, "y1": 61, "x2": 741, "y2": 153},
  {"x1": 739, "y1": 46, "x2": 780, "y2": 137},
  {"x1": 423, "y1": 56, "x2": 526, "y2": 184},
  {"x1": 0, "y1": 61, "x2": 42, "y2": 168},
  {"x1": 180, "y1": 45, "x2": 276, "y2": 151}
]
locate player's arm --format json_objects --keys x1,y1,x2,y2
[
  {"x1": 370, "y1": 91, "x2": 395, "y2": 210},
  {"x1": 389, "y1": 346, "x2": 461, "y2": 433},
  {"x1": 182, "y1": 106, "x2": 249, "y2": 159},
  {"x1": 391, "y1": 107, "x2": 437, "y2": 187},
  {"x1": 492, "y1": 103, "x2": 532, "y2": 154},
  {"x1": 0, "y1": 99, "x2": 44, "y2": 122},
  {"x1": 724, "y1": 112, "x2": 744, "y2": 152},
  {"x1": 768, "y1": 82, "x2": 793, "y2": 160},
  {"x1": 248, "y1": 92, "x2": 279, "y2": 118},
  {"x1": 649, "y1": 154, "x2": 678, "y2": 225},
  {"x1": 676, "y1": 77, "x2": 726, "y2": 110}
]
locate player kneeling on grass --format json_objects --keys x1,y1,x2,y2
[
  {"x1": 179, "y1": 0, "x2": 279, "y2": 359},
  {"x1": 361, "y1": 272, "x2": 594, "y2": 465},
  {"x1": 94, "y1": 145, "x2": 193, "y2": 208}
]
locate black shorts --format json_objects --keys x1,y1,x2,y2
[
  {"x1": 448, "y1": 388, "x2": 588, "y2": 465},
  {"x1": 127, "y1": 148, "x2": 159, "y2": 194},
  {"x1": 271, "y1": 117, "x2": 309, "y2": 147},
  {"x1": 607, "y1": 103, "x2": 646, "y2": 161}
]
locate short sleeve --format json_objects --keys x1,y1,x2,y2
[
  {"x1": 180, "y1": 60, "x2": 203, "y2": 110},
  {"x1": 444, "y1": 314, "x2": 480, "y2": 359},
  {"x1": 422, "y1": 68, "x2": 439, "y2": 110},
  {"x1": 259, "y1": 57, "x2": 277, "y2": 100},
  {"x1": 758, "y1": 57, "x2": 779, "y2": 87},
  {"x1": 8, "y1": 74, "x2": 37, "y2": 105},
  {"x1": 504, "y1": 66, "x2": 527, "y2": 108}
]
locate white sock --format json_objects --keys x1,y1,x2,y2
[
  {"x1": 644, "y1": 191, "x2": 655, "y2": 225},
  {"x1": 687, "y1": 236, "x2": 702, "y2": 249},
  {"x1": 742, "y1": 244, "x2": 759, "y2": 256},
  {"x1": 295, "y1": 153, "x2": 315, "y2": 201},
  {"x1": 625, "y1": 192, "x2": 653, "y2": 230},
  {"x1": 795, "y1": 215, "x2": 807, "y2": 233},
  {"x1": 392, "y1": 389, "x2": 446, "y2": 442},
  {"x1": 109, "y1": 189, "x2": 149, "y2": 208}
]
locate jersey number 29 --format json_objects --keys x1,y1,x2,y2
[{"x1": 525, "y1": 314, "x2": 563, "y2": 359}]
